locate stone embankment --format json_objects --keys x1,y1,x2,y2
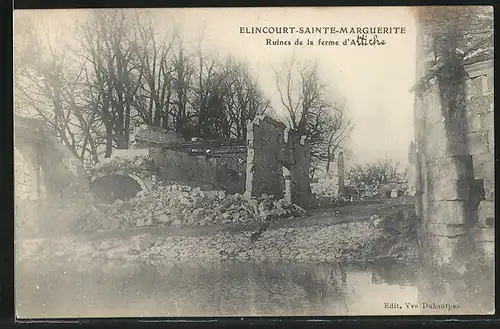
[{"x1": 16, "y1": 200, "x2": 419, "y2": 272}]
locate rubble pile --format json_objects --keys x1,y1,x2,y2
[
  {"x1": 86, "y1": 154, "x2": 160, "y2": 187},
  {"x1": 87, "y1": 185, "x2": 307, "y2": 232}
]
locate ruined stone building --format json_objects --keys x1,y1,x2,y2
[
  {"x1": 14, "y1": 115, "x2": 87, "y2": 200},
  {"x1": 411, "y1": 8, "x2": 494, "y2": 312},
  {"x1": 134, "y1": 116, "x2": 313, "y2": 208},
  {"x1": 14, "y1": 115, "x2": 89, "y2": 235}
]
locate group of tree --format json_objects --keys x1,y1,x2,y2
[
  {"x1": 273, "y1": 58, "x2": 353, "y2": 177},
  {"x1": 346, "y1": 159, "x2": 408, "y2": 192},
  {"x1": 14, "y1": 9, "x2": 353, "y2": 176}
]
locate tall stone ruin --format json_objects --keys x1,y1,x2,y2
[
  {"x1": 412, "y1": 7, "x2": 494, "y2": 313},
  {"x1": 337, "y1": 151, "x2": 346, "y2": 197},
  {"x1": 244, "y1": 115, "x2": 312, "y2": 208}
]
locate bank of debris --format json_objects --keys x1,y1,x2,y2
[
  {"x1": 82, "y1": 186, "x2": 306, "y2": 233},
  {"x1": 78, "y1": 154, "x2": 307, "y2": 232}
]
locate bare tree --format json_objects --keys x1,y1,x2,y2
[
  {"x1": 170, "y1": 43, "x2": 195, "y2": 136},
  {"x1": 80, "y1": 9, "x2": 144, "y2": 156},
  {"x1": 14, "y1": 16, "x2": 102, "y2": 164},
  {"x1": 223, "y1": 57, "x2": 271, "y2": 139},
  {"x1": 188, "y1": 45, "x2": 229, "y2": 140},
  {"x1": 273, "y1": 58, "x2": 353, "y2": 176},
  {"x1": 347, "y1": 159, "x2": 407, "y2": 190},
  {"x1": 128, "y1": 13, "x2": 178, "y2": 129}
]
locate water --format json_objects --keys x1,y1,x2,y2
[{"x1": 16, "y1": 260, "x2": 422, "y2": 318}]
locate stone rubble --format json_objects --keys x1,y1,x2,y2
[
  {"x1": 81, "y1": 153, "x2": 308, "y2": 232},
  {"x1": 85, "y1": 154, "x2": 159, "y2": 188},
  {"x1": 16, "y1": 220, "x2": 389, "y2": 271},
  {"x1": 85, "y1": 184, "x2": 307, "y2": 232}
]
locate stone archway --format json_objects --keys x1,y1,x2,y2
[{"x1": 89, "y1": 173, "x2": 149, "y2": 202}]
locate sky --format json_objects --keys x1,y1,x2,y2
[{"x1": 14, "y1": 7, "x2": 417, "y2": 166}]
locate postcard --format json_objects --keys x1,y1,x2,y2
[{"x1": 13, "y1": 6, "x2": 494, "y2": 318}]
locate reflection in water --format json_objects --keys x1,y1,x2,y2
[{"x1": 16, "y1": 261, "x2": 420, "y2": 318}]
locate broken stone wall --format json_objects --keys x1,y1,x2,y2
[
  {"x1": 14, "y1": 116, "x2": 91, "y2": 236},
  {"x1": 463, "y1": 60, "x2": 495, "y2": 260},
  {"x1": 415, "y1": 60, "x2": 494, "y2": 261},
  {"x1": 150, "y1": 147, "x2": 247, "y2": 194},
  {"x1": 245, "y1": 116, "x2": 286, "y2": 199},
  {"x1": 245, "y1": 116, "x2": 312, "y2": 208},
  {"x1": 286, "y1": 130, "x2": 313, "y2": 207},
  {"x1": 132, "y1": 125, "x2": 184, "y2": 149},
  {"x1": 413, "y1": 28, "x2": 494, "y2": 312}
]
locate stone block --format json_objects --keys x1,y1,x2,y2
[
  {"x1": 480, "y1": 112, "x2": 494, "y2": 132},
  {"x1": 425, "y1": 137, "x2": 471, "y2": 159},
  {"x1": 425, "y1": 234, "x2": 469, "y2": 267},
  {"x1": 483, "y1": 179, "x2": 495, "y2": 200},
  {"x1": 468, "y1": 95, "x2": 491, "y2": 114},
  {"x1": 425, "y1": 106, "x2": 446, "y2": 126},
  {"x1": 470, "y1": 178, "x2": 485, "y2": 202},
  {"x1": 466, "y1": 113, "x2": 482, "y2": 133},
  {"x1": 472, "y1": 153, "x2": 494, "y2": 181},
  {"x1": 487, "y1": 130, "x2": 494, "y2": 154},
  {"x1": 466, "y1": 76, "x2": 484, "y2": 97},
  {"x1": 467, "y1": 132, "x2": 490, "y2": 156},
  {"x1": 487, "y1": 72, "x2": 494, "y2": 90},
  {"x1": 427, "y1": 223, "x2": 468, "y2": 237},
  {"x1": 469, "y1": 227, "x2": 495, "y2": 242},
  {"x1": 447, "y1": 136, "x2": 473, "y2": 157},
  {"x1": 422, "y1": 88, "x2": 442, "y2": 122},
  {"x1": 425, "y1": 136, "x2": 448, "y2": 158},
  {"x1": 476, "y1": 241, "x2": 495, "y2": 258},
  {"x1": 427, "y1": 201, "x2": 468, "y2": 225},
  {"x1": 477, "y1": 201, "x2": 495, "y2": 226},
  {"x1": 427, "y1": 177, "x2": 470, "y2": 201},
  {"x1": 426, "y1": 155, "x2": 473, "y2": 181}
]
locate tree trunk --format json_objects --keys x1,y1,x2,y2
[{"x1": 105, "y1": 123, "x2": 113, "y2": 158}]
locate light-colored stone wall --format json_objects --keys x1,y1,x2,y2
[
  {"x1": 413, "y1": 46, "x2": 494, "y2": 312},
  {"x1": 245, "y1": 116, "x2": 312, "y2": 208},
  {"x1": 151, "y1": 147, "x2": 247, "y2": 193},
  {"x1": 245, "y1": 116, "x2": 287, "y2": 199},
  {"x1": 464, "y1": 60, "x2": 495, "y2": 259}
]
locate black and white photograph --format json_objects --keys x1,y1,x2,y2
[{"x1": 13, "y1": 6, "x2": 494, "y2": 318}]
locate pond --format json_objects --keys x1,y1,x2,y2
[{"x1": 16, "y1": 260, "x2": 423, "y2": 318}]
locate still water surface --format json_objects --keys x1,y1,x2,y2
[{"x1": 16, "y1": 261, "x2": 422, "y2": 318}]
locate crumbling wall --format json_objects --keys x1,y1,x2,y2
[
  {"x1": 132, "y1": 125, "x2": 184, "y2": 148},
  {"x1": 245, "y1": 116, "x2": 312, "y2": 208},
  {"x1": 245, "y1": 116, "x2": 286, "y2": 199},
  {"x1": 415, "y1": 59, "x2": 494, "y2": 263},
  {"x1": 286, "y1": 130, "x2": 313, "y2": 207},
  {"x1": 464, "y1": 60, "x2": 495, "y2": 259},
  {"x1": 413, "y1": 49, "x2": 494, "y2": 313},
  {"x1": 14, "y1": 116, "x2": 89, "y2": 198},
  {"x1": 14, "y1": 116, "x2": 91, "y2": 236},
  {"x1": 150, "y1": 147, "x2": 246, "y2": 194}
]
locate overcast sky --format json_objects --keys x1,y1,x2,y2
[{"x1": 14, "y1": 7, "x2": 417, "y2": 166}]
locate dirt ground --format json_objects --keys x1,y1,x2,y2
[{"x1": 30, "y1": 196, "x2": 415, "y2": 243}]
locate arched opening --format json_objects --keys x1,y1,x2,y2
[{"x1": 89, "y1": 174, "x2": 143, "y2": 203}]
